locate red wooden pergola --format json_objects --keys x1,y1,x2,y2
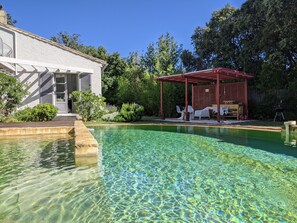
[{"x1": 155, "y1": 67, "x2": 254, "y2": 122}]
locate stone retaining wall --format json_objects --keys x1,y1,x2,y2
[
  {"x1": 74, "y1": 121, "x2": 98, "y2": 157},
  {"x1": 0, "y1": 126, "x2": 74, "y2": 136}
]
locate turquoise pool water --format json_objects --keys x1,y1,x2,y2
[{"x1": 0, "y1": 126, "x2": 297, "y2": 222}]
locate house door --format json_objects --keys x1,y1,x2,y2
[{"x1": 55, "y1": 74, "x2": 68, "y2": 114}]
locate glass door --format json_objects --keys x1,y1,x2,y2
[{"x1": 55, "y1": 74, "x2": 68, "y2": 113}]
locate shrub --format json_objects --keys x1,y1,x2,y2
[
  {"x1": 71, "y1": 89, "x2": 106, "y2": 121},
  {"x1": 101, "y1": 112, "x2": 120, "y2": 122},
  {"x1": 105, "y1": 105, "x2": 118, "y2": 113},
  {"x1": 1, "y1": 116, "x2": 19, "y2": 123},
  {"x1": 31, "y1": 104, "x2": 58, "y2": 121},
  {"x1": 118, "y1": 103, "x2": 144, "y2": 122},
  {"x1": 14, "y1": 104, "x2": 58, "y2": 122},
  {"x1": 0, "y1": 73, "x2": 28, "y2": 117},
  {"x1": 14, "y1": 107, "x2": 33, "y2": 122}
]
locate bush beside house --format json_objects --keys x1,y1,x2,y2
[
  {"x1": 0, "y1": 73, "x2": 58, "y2": 122},
  {"x1": 0, "y1": 72, "x2": 28, "y2": 120},
  {"x1": 101, "y1": 103, "x2": 144, "y2": 122},
  {"x1": 15, "y1": 104, "x2": 58, "y2": 122},
  {"x1": 71, "y1": 89, "x2": 106, "y2": 121}
]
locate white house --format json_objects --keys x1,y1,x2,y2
[{"x1": 0, "y1": 8, "x2": 107, "y2": 114}]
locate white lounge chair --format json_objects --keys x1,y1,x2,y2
[{"x1": 194, "y1": 108, "x2": 210, "y2": 120}]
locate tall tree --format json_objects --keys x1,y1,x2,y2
[
  {"x1": 102, "y1": 52, "x2": 127, "y2": 104},
  {"x1": 140, "y1": 33, "x2": 184, "y2": 116},
  {"x1": 191, "y1": 5, "x2": 239, "y2": 69},
  {"x1": 7, "y1": 13, "x2": 16, "y2": 26},
  {"x1": 190, "y1": 0, "x2": 297, "y2": 118},
  {"x1": 51, "y1": 32, "x2": 82, "y2": 50},
  {"x1": 141, "y1": 33, "x2": 182, "y2": 76}
]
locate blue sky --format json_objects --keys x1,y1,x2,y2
[{"x1": 2, "y1": 0, "x2": 245, "y2": 57}]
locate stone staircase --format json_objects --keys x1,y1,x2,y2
[{"x1": 52, "y1": 114, "x2": 82, "y2": 122}]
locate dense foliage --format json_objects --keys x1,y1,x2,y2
[
  {"x1": 7, "y1": 13, "x2": 17, "y2": 26},
  {"x1": 71, "y1": 89, "x2": 106, "y2": 121},
  {"x1": 15, "y1": 104, "x2": 58, "y2": 122},
  {"x1": 101, "y1": 103, "x2": 144, "y2": 122},
  {"x1": 118, "y1": 103, "x2": 144, "y2": 122},
  {"x1": 51, "y1": 32, "x2": 184, "y2": 118},
  {"x1": 31, "y1": 104, "x2": 58, "y2": 121},
  {"x1": 0, "y1": 73, "x2": 28, "y2": 119},
  {"x1": 50, "y1": 0, "x2": 297, "y2": 119},
  {"x1": 14, "y1": 107, "x2": 33, "y2": 122},
  {"x1": 185, "y1": 1, "x2": 297, "y2": 118}
]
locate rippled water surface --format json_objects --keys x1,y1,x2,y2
[{"x1": 0, "y1": 126, "x2": 297, "y2": 222}]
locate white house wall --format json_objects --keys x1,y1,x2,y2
[
  {"x1": 0, "y1": 26, "x2": 15, "y2": 57},
  {"x1": 0, "y1": 26, "x2": 102, "y2": 109},
  {"x1": 16, "y1": 32, "x2": 102, "y2": 95},
  {"x1": 17, "y1": 70, "x2": 40, "y2": 108}
]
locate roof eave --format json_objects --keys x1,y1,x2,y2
[{"x1": 0, "y1": 23, "x2": 107, "y2": 67}]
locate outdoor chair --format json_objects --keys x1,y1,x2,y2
[
  {"x1": 194, "y1": 108, "x2": 210, "y2": 120},
  {"x1": 176, "y1": 105, "x2": 184, "y2": 119},
  {"x1": 176, "y1": 105, "x2": 195, "y2": 120},
  {"x1": 212, "y1": 107, "x2": 229, "y2": 116},
  {"x1": 187, "y1": 105, "x2": 195, "y2": 120}
]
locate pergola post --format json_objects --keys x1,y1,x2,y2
[
  {"x1": 185, "y1": 77, "x2": 189, "y2": 121},
  {"x1": 192, "y1": 84, "x2": 195, "y2": 109},
  {"x1": 160, "y1": 81, "x2": 165, "y2": 119},
  {"x1": 216, "y1": 72, "x2": 220, "y2": 122},
  {"x1": 244, "y1": 78, "x2": 248, "y2": 119}
]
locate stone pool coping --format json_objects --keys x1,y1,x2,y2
[
  {"x1": 0, "y1": 120, "x2": 282, "y2": 158},
  {"x1": 74, "y1": 121, "x2": 98, "y2": 157},
  {"x1": 85, "y1": 123, "x2": 283, "y2": 132},
  {"x1": 0, "y1": 120, "x2": 98, "y2": 158},
  {"x1": 0, "y1": 120, "x2": 74, "y2": 136}
]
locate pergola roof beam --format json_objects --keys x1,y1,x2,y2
[
  {"x1": 155, "y1": 67, "x2": 253, "y2": 84},
  {"x1": 0, "y1": 56, "x2": 94, "y2": 74}
]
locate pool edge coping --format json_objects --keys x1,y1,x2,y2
[
  {"x1": 85, "y1": 123, "x2": 283, "y2": 132},
  {"x1": 0, "y1": 121, "x2": 99, "y2": 158}
]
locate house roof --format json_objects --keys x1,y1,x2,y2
[
  {"x1": 0, "y1": 23, "x2": 107, "y2": 67},
  {"x1": 155, "y1": 67, "x2": 253, "y2": 84}
]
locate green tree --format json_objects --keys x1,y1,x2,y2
[
  {"x1": 71, "y1": 89, "x2": 106, "y2": 121},
  {"x1": 51, "y1": 32, "x2": 83, "y2": 50},
  {"x1": 189, "y1": 0, "x2": 297, "y2": 118},
  {"x1": 140, "y1": 43, "x2": 157, "y2": 74},
  {"x1": 0, "y1": 73, "x2": 28, "y2": 118},
  {"x1": 191, "y1": 5, "x2": 239, "y2": 69},
  {"x1": 102, "y1": 52, "x2": 127, "y2": 104},
  {"x1": 7, "y1": 13, "x2": 17, "y2": 26},
  {"x1": 181, "y1": 49, "x2": 206, "y2": 72},
  {"x1": 116, "y1": 52, "x2": 144, "y2": 104},
  {"x1": 140, "y1": 33, "x2": 184, "y2": 116},
  {"x1": 141, "y1": 33, "x2": 182, "y2": 76}
]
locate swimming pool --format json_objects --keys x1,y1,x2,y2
[{"x1": 0, "y1": 125, "x2": 296, "y2": 222}]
